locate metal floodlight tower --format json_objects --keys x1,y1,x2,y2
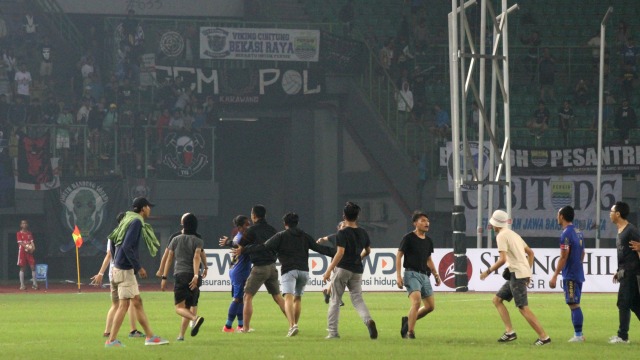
[{"x1": 449, "y1": 0, "x2": 518, "y2": 291}]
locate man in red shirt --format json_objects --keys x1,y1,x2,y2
[{"x1": 16, "y1": 220, "x2": 37, "y2": 290}]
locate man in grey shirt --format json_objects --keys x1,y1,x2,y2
[{"x1": 161, "y1": 213, "x2": 205, "y2": 339}]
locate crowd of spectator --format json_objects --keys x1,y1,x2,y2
[
  {"x1": 0, "y1": 9, "x2": 218, "y2": 179},
  {"x1": 341, "y1": 1, "x2": 640, "y2": 147}
]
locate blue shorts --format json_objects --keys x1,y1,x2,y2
[
  {"x1": 281, "y1": 270, "x2": 309, "y2": 296},
  {"x1": 403, "y1": 270, "x2": 433, "y2": 298},
  {"x1": 563, "y1": 279, "x2": 582, "y2": 305},
  {"x1": 229, "y1": 268, "x2": 250, "y2": 300}
]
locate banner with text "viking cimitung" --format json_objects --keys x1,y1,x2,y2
[{"x1": 200, "y1": 27, "x2": 320, "y2": 62}]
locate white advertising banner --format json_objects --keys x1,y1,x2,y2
[
  {"x1": 199, "y1": 27, "x2": 320, "y2": 62},
  {"x1": 201, "y1": 248, "x2": 618, "y2": 293}
]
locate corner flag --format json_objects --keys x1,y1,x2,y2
[{"x1": 72, "y1": 225, "x2": 83, "y2": 248}]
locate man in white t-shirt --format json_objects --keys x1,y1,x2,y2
[
  {"x1": 480, "y1": 210, "x2": 551, "y2": 346},
  {"x1": 14, "y1": 63, "x2": 31, "y2": 103}
]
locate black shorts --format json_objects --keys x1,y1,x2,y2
[{"x1": 174, "y1": 272, "x2": 201, "y2": 307}]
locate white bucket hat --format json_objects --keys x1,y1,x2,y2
[{"x1": 489, "y1": 210, "x2": 509, "y2": 228}]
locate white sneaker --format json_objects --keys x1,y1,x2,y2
[
  {"x1": 568, "y1": 335, "x2": 585, "y2": 342},
  {"x1": 287, "y1": 325, "x2": 299, "y2": 337},
  {"x1": 609, "y1": 336, "x2": 629, "y2": 344}
]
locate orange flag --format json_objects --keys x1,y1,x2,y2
[{"x1": 72, "y1": 225, "x2": 83, "y2": 248}]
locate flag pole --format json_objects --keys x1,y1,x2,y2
[
  {"x1": 75, "y1": 245, "x2": 81, "y2": 293},
  {"x1": 72, "y1": 225, "x2": 83, "y2": 293}
]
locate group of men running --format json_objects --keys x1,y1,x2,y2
[{"x1": 80, "y1": 197, "x2": 640, "y2": 346}]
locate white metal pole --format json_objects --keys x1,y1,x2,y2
[
  {"x1": 596, "y1": 7, "x2": 613, "y2": 248},
  {"x1": 477, "y1": 0, "x2": 487, "y2": 248},
  {"x1": 502, "y1": 0, "x2": 512, "y2": 223},
  {"x1": 450, "y1": 1, "x2": 462, "y2": 208}
]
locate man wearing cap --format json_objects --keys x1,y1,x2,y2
[
  {"x1": 105, "y1": 197, "x2": 168, "y2": 347},
  {"x1": 480, "y1": 210, "x2": 551, "y2": 346},
  {"x1": 396, "y1": 211, "x2": 441, "y2": 339}
]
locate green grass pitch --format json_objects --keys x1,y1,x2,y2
[{"x1": 0, "y1": 290, "x2": 638, "y2": 359}]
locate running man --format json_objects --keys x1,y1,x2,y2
[
  {"x1": 160, "y1": 213, "x2": 205, "y2": 340},
  {"x1": 322, "y1": 202, "x2": 378, "y2": 340},
  {"x1": 396, "y1": 211, "x2": 441, "y2": 339},
  {"x1": 236, "y1": 212, "x2": 335, "y2": 337},
  {"x1": 480, "y1": 210, "x2": 551, "y2": 346}
]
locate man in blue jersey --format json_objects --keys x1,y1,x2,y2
[
  {"x1": 219, "y1": 215, "x2": 252, "y2": 332},
  {"x1": 549, "y1": 206, "x2": 585, "y2": 342}
]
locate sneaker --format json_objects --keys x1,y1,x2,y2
[
  {"x1": 366, "y1": 319, "x2": 378, "y2": 339},
  {"x1": 609, "y1": 336, "x2": 629, "y2": 344},
  {"x1": 19, "y1": 285, "x2": 26, "y2": 290},
  {"x1": 533, "y1": 337, "x2": 552, "y2": 346},
  {"x1": 568, "y1": 335, "x2": 585, "y2": 342},
  {"x1": 176, "y1": 336, "x2": 184, "y2": 341},
  {"x1": 129, "y1": 330, "x2": 145, "y2": 338},
  {"x1": 325, "y1": 333, "x2": 340, "y2": 339},
  {"x1": 190, "y1": 316, "x2": 204, "y2": 337},
  {"x1": 189, "y1": 320, "x2": 194, "y2": 328},
  {"x1": 32, "y1": 283, "x2": 38, "y2": 290},
  {"x1": 105, "y1": 339, "x2": 125, "y2": 348},
  {"x1": 287, "y1": 325, "x2": 299, "y2": 337},
  {"x1": 323, "y1": 289, "x2": 330, "y2": 304},
  {"x1": 404, "y1": 330, "x2": 416, "y2": 339},
  {"x1": 400, "y1": 316, "x2": 408, "y2": 338},
  {"x1": 222, "y1": 326, "x2": 234, "y2": 333},
  {"x1": 103, "y1": 332, "x2": 110, "y2": 338},
  {"x1": 145, "y1": 336, "x2": 169, "y2": 346},
  {"x1": 498, "y1": 332, "x2": 517, "y2": 342}
]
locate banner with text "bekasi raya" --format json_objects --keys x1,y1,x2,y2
[
  {"x1": 440, "y1": 142, "x2": 640, "y2": 181},
  {"x1": 200, "y1": 27, "x2": 320, "y2": 62},
  {"x1": 200, "y1": 248, "x2": 618, "y2": 293}
]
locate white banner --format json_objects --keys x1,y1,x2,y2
[
  {"x1": 139, "y1": 53, "x2": 156, "y2": 87},
  {"x1": 199, "y1": 27, "x2": 320, "y2": 62},
  {"x1": 201, "y1": 248, "x2": 618, "y2": 293},
  {"x1": 462, "y1": 174, "x2": 622, "y2": 238}
]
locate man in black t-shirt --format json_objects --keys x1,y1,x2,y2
[
  {"x1": 322, "y1": 202, "x2": 378, "y2": 340},
  {"x1": 237, "y1": 205, "x2": 286, "y2": 332},
  {"x1": 396, "y1": 211, "x2": 441, "y2": 339},
  {"x1": 317, "y1": 221, "x2": 346, "y2": 304},
  {"x1": 609, "y1": 201, "x2": 640, "y2": 344},
  {"x1": 236, "y1": 212, "x2": 334, "y2": 337}
]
